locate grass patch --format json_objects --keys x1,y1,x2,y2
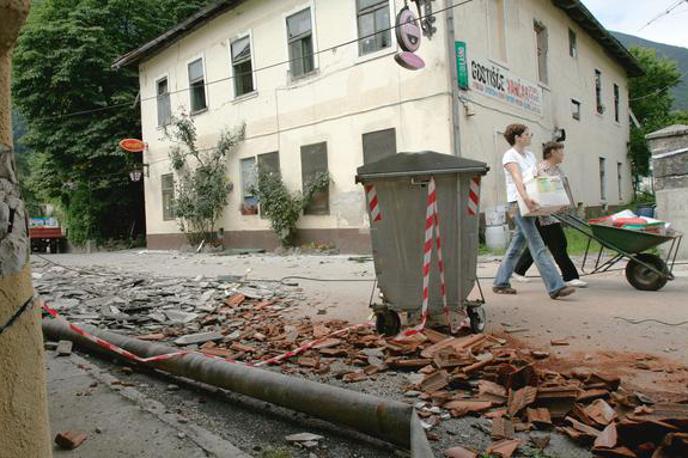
[{"x1": 260, "y1": 448, "x2": 293, "y2": 458}]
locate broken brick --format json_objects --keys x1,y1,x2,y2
[
  {"x1": 342, "y1": 371, "x2": 367, "y2": 383},
  {"x1": 444, "y1": 445, "x2": 478, "y2": 458},
  {"x1": 388, "y1": 358, "x2": 432, "y2": 369},
  {"x1": 577, "y1": 388, "x2": 610, "y2": 403},
  {"x1": 491, "y1": 417, "x2": 515, "y2": 440},
  {"x1": 593, "y1": 422, "x2": 618, "y2": 450},
  {"x1": 584, "y1": 399, "x2": 617, "y2": 427},
  {"x1": 444, "y1": 400, "x2": 493, "y2": 417},
  {"x1": 550, "y1": 339, "x2": 570, "y2": 346},
  {"x1": 200, "y1": 347, "x2": 234, "y2": 358},
  {"x1": 507, "y1": 386, "x2": 537, "y2": 416},
  {"x1": 230, "y1": 342, "x2": 256, "y2": 353},
  {"x1": 419, "y1": 370, "x2": 449, "y2": 393},
  {"x1": 478, "y1": 380, "x2": 507, "y2": 405},
  {"x1": 136, "y1": 333, "x2": 166, "y2": 341},
  {"x1": 296, "y1": 357, "x2": 319, "y2": 368},
  {"x1": 422, "y1": 328, "x2": 451, "y2": 344},
  {"x1": 318, "y1": 347, "x2": 348, "y2": 357},
  {"x1": 225, "y1": 294, "x2": 246, "y2": 307},
  {"x1": 527, "y1": 408, "x2": 552, "y2": 427},
  {"x1": 55, "y1": 431, "x2": 87, "y2": 450},
  {"x1": 485, "y1": 438, "x2": 521, "y2": 458},
  {"x1": 311, "y1": 338, "x2": 343, "y2": 350},
  {"x1": 462, "y1": 355, "x2": 495, "y2": 375}
]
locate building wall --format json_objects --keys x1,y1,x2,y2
[
  {"x1": 137, "y1": 0, "x2": 634, "y2": 251},
  {"x1": 454, "y1": 0, "x2": 633, "y2": 210},
  {"x1": 139, "y1": 0, "x2": 453, "y2": 250}
]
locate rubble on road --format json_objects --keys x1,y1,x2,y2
[
  {"x1": 35, "y1": 264, "x2": 688, "y2": 457},
  {"x1": 54, "y1": 431, "x2": 87, "y2": 450}
]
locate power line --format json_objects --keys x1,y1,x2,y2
[
  {"x1": 30, "y1": 0, "x2": 476, "y2": 123},
  {"x1": 638, "y1": 0, "x2": 686, "y2": 31},
  {"x1": 629, "y1": 68, "x2": 688, "y2": 102}
]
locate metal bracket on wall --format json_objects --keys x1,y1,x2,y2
[{"x1": 412, "y1": 0, "x2": 437, "y2": 38}]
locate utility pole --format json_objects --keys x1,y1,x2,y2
[{"x1": 0, "y1": 1, "x2": 52, "y2": 456}]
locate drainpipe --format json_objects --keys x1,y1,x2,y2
[
  {"x1": 445, "y1": 0, "x2": 462, "y2": 157},
  {"x1": 0, "y1": 1, "x2": 52, "y2": 457},
  {"x1": 42, "y1": 319, "x2": 434, "y2": 457}
]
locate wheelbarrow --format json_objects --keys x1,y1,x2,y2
[{"x1": 555, "y1": 213, "x2": 683, "y2": 291}]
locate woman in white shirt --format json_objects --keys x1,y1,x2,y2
[{"x1": 492, "y1": 124, "x2": 575, "y2": 299}]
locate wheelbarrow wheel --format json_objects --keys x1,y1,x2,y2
[
  {"x1": 467, "y1": 306, "x2": 487, "y2": 334},
  {"x1": 625, "y1": 253, "x2": 669, "y2": 291},
  {"x1": 375, "y1": 310, "x2": 401, "y2": 336}
]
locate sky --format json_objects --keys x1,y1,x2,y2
[{"x1": 581, "y1": 0, "x2": 688, "y2": 48}]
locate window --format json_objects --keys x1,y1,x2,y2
[
  {"x1": 534, "y1": 21, "x2": 548, "y2": 84},
  {"x1": 617, "y1": 162, "x2": 623, "y2": 200},
  {"x1": 613, "y1": 83, "x2": 620, "y2": 122},
  {"x1": 188, "y1": 58, "x2": 207, "y2": 113},
  {"x1": 599, "y1": 157, "x2": 607, "y2": 201},
  {"x1": 287, "y1": 8, "x2": 315, "y2": 78},
  {"x1": 231, "y1": 36, "x2": 254, "y2": 97},
  {"x1": 357, "y1": 0, "x2": 391, "y2": 55},
  {"x1": 571, "y1": 99, "x2": 581, "y2": 121},
  {"x1": 595, "y1": 69, "x2": 603, "y2": 114},
  {"x1": 488, "y1": 0, "x2": 507, "y2": 62},
  {"x1": 568, "y1": 28, "x2": 577, "y2": 58},
  {"x1": 301, "y1": 142, "x2": 329, "y2": 215},
  {"x1": 362, "y1": 128, "x2": 396, "y2": 164},
  {"x1": 240, "y1": 157, "x2": 258, "y2": 215},
  {"x1": 156, "y1": 77, "x2": 171, "y2": 127},
  {"x1": 161, "y1": 174, "x2": 175, "y2": 221},
  {"x1": 257, "y1": 151, "x2": 280, "y2": 176}
]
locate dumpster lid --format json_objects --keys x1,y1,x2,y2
[{"x1": 355, "y1": 151, "x2": 488, "y2": 181}]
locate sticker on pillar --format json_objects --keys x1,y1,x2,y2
[
  {"x1": 364, "y1": 184, "x2": 382, "y2": 223},
  {"x1": 467, "y1": 176, "x2": 481, "y2": 216}
]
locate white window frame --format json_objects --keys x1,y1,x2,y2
[
  {"x1": 533, "y1": 19, "x2": 548, "y2": 85},
  {"x1": 228, "y1": 31, "x2": 257, "y2": 100},
  {"x1": 283, "y1": 2, "x2": 319, "y2": 82},
  {"x1": 154, "y1": 73, "x2": 171, "y2": 128},
  {"x1": 486, "y1": 0, "x2": 509, "y2": 67},
  {"x1": 568, "y1": 28, "x2": 577, "y2": 59},
  {"x1": 186, "y1": 53, "x2": 208, "y2": 114}
]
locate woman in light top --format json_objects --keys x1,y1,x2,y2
[
  {"x1": 492, "y1": 124, "x2": 575, "y2": 299},
  {"x1": 512, "y1": 142, "x2": 586, "y2": 288}
]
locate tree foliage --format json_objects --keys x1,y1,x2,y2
[
  {"x1": 253, "y1": 170, "x2": 330, "y2": 247},
  {"x1": 165, "y1": 114, "x2": 245, "y2": 246},
  {"x1": 627, "y1": 47, "x2": 683, "y2": 186},
  {"x1": 12, "y1": 0, "x2": 213, "y2": 244}
]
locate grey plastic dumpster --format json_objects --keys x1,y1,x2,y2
[{"x1": 355, "y1": 151, "x2": 489, "y2": 336}]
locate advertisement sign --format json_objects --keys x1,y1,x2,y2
[
  {"x1": 394, "y1": 6, "x2": 425, "y2": 70},
  {"x1": 469, "y1": 57, "x2": 543, "y2": 115},
  {"x1": 455, "y1": 41, "x2": 469, "y2": 90}
]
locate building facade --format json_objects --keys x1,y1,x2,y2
[{"x1": 115, "y1": 0, "x2": 642, "y2": 253}]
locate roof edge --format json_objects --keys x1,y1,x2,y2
[
  {"x1": 552, "y1": 0, "x2": 644, "y2": 77},
  {"x1": 112, "y1": 1, "x2": 245, "y2": 69}
]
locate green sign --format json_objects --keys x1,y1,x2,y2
[{"x1": 455, "y1": 41, "x2": 469, "y2": 90}]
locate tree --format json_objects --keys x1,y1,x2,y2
[
  {"x1": 627, "y1": 47, "x2": 682, "y2": 191},
  {"x1": 253, "y1": 169, "x2": 330, "y2": 247},
  {"x1": 166, "y1": 113, "x2": 245, "y2": 246},
  {"x1": 12, "y1": 0, "x2": 213, "y2": 244}
]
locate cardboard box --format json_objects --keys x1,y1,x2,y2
[{"x1": 517, "y1": 176, "x2": 572, "y2": 217}]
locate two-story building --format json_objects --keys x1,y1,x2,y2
[{"x1": 114, "y1": 0, "x2": 642, "y2": 253}]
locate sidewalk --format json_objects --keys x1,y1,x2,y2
[{"x1": 47, "y1": 349, "x2": 249, "y2": 458}]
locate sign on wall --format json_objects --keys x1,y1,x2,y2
[
  {"x1": 467, "y1": 56, "x2": 544, "y2": 115},
  {"x1": 394, "y1": 6, "x2": 425, "y2": 70},
  {"x1": 455, "y1": 42, "x2": 469, "y2": 89}
]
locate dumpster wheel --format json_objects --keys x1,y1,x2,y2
[
  {"x1": 375, "y1": 310, "x2": 401, "y2": 336},
  {"x1": 467, "y1": 306, "x2": 487, "y2": 334},
  {"x1": 625, "y1": 253, "x2": 669, "y2": 291}
]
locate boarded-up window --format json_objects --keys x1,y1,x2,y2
[
  {"x1": 595, "y1": 69, "x2": 603, "y2": 114},
  {"x1": 257, "y1": 152, "x2": 280, "y2": 218},
  {"x1": 240, "y1": 157, "x2": 258, "y2": 214},
  {"x1": 613, "y1": 83, "x2": 620, "y2": 122},
  {"x1": 362, "y1": 128, "x2": 396, "y2": 164},
  {"x1": 301, "y1": 142, "x2": 329, "y2": 215},
  {"x1": 156, "y1": 77, "x2": 171, "y2": 127},
  {"x1": 161, "y1": 174, "x2": 175, "y2": 221},
  {"x1": 599, "y1": 157, "x2": 607, "y2": 201}
]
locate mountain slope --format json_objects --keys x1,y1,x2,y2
[{"x1": 612, "y1": 31, "x2": 688, "y2": 111}]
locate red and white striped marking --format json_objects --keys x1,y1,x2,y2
[
  {"x1": 42, "y1": 300, "x2": 373, "y2": 368},
  {"x1": 400, "y1": 177, "x2": 453, "y2": 336},
  {"x1": 364, "y1": 184, "x2": 382, "y2": 223},
  {"x1": 467, "y1": 176, "x2": 481, "y2": 216}
]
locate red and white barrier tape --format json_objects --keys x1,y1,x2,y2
[
  {"x1": 399, "y1": 177, "x2": 452, "y2": 336},
  {"x1": 42, "y1": 300, "x2": 372, "y2": 368},
  {"x1": 364, "y1": 184, "x2": 382, "y2": 223},
  {"x1": 467, "y1": 176, "x2": 481, "y2": 216}
]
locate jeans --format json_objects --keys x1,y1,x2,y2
[
  {"x1": 514, "y1": 222, "x2": 580, "y2": 281},
  {"x1": 494, "y1": 204, "x2": 566, "y2": 295}
]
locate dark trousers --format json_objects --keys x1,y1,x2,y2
[{"x1": 514, "y1": 221, "x2": 580, "y2": 281}]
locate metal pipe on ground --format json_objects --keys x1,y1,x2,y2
[{"x1": 42, "y1": 319, "x2": 434, "y2": 457}]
